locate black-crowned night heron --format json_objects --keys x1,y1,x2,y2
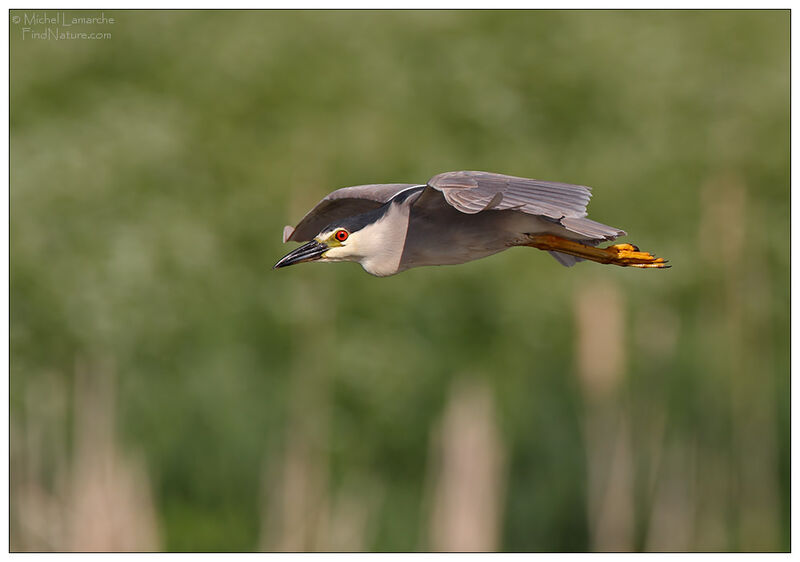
[{"x1": 275, "y1": 171, "x2": 668, "y2": 277}]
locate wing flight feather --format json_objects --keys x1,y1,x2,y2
[
  {"x1": 285, "y1": 183, "x2": 421, "y2": 242},
  {"x1": 427, "y1": 171, "x2": 592, "y2": 219}
]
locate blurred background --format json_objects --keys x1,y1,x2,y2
[{"x1": 10, "y1": 10, "x2": 789, "y2": 552}]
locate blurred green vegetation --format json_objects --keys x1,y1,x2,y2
[{"x1": 11, "y1": 10, "x2": 789, "y2": 552}]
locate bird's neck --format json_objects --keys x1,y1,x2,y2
[{"x1": 356, "y1": 201, "x2": 411, "y2": 277}]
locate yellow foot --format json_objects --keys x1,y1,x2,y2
[
  {"x1": 526, "y1": 235, "x2": 670, "y2": 269},
  {"x1": 607, "y1": 243, "x2": 670, "y2": 268}
]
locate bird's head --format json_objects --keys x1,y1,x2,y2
[
  {"x1": 274, "y1": 202, "x2": 408, "y2": 277},
  {"x1": 273, "y1": 225, "x2": 362, "y2": 269}
]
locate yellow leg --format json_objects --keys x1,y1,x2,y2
[{"x1": 526, "y1": 234, "x2": 670, "y2": 269}]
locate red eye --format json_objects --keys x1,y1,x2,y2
[{"x1": 335, "y1": 229, "x2": 349, "y2": 242}]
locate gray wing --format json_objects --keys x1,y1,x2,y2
[
  {"x1": 427, "y1": 170, "x2": 592, "y2": 219},
  {"x1": 427, "y1": 171, "x2": 624, "y2": 240},
  {"x1": 283, "y1": 183, "x2": 422, "y2": 242}
]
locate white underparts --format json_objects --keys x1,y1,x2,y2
[{"x1": 356, "y1": 202, "x2": 410, "y2": 276}]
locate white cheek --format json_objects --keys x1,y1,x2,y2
[{"x1": 322, "y1": 243, "x2": 353, "y2": 261}]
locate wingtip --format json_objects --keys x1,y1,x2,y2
[{"x1": 282, "y1": 225, "x2": 295, "y2": 243}]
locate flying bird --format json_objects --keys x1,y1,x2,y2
[{"x1": 275, "y1": 171, "x2": 668, "y2": 277}]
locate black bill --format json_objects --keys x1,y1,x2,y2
[{"x1": 273, "y1": 240, "x2": 328, "y2": 269}]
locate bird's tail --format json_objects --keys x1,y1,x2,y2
[{"x1": 527, "y1": 234, "x2": 669, "y2": 269}]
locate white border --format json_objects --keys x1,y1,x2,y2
[{"x1": 4, "y1": 6, "x2": 794, "y2": 559}]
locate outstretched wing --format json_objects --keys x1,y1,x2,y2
[
  {"x1": 283, "y1": 183, "x2": 423, "y2": 242},
  {"x1": 427, "y1": 170, "x2": 592, "y2": 220},
  {"x1": 426, "y1": 170, "x2": 624, "y2": 242}
]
